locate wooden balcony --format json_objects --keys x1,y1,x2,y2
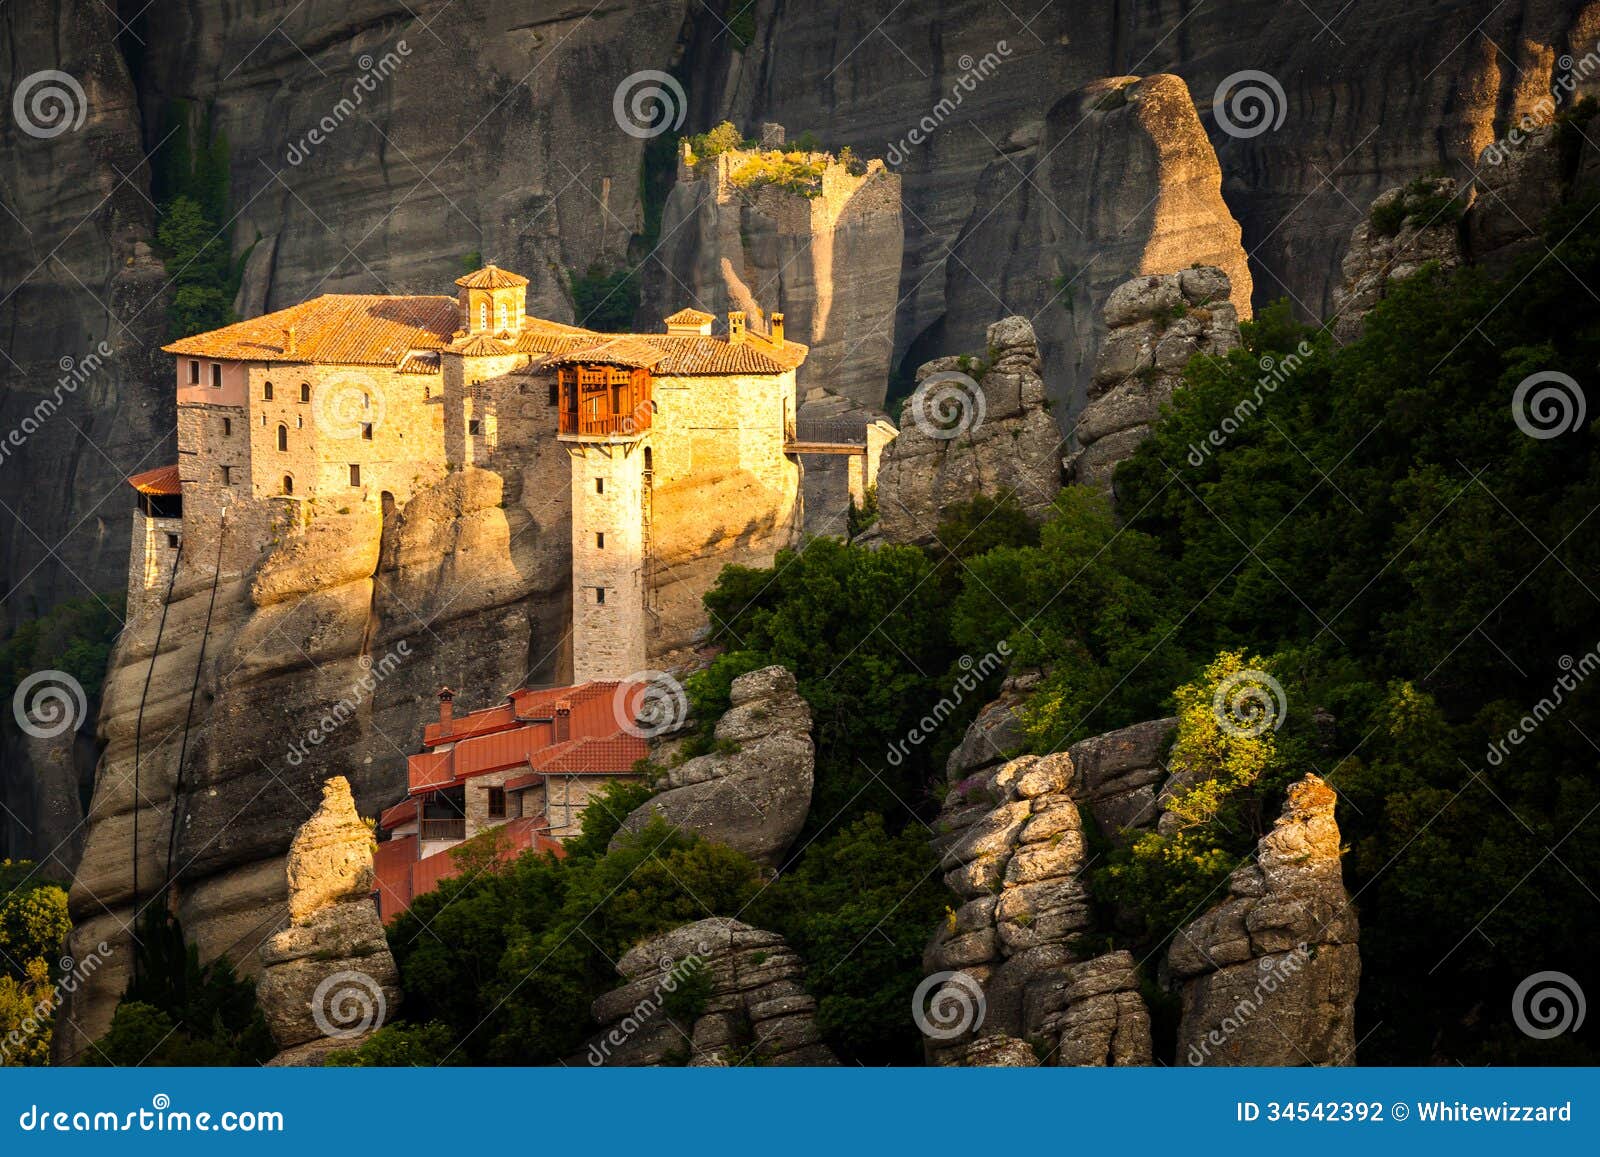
[
  {"x1": 420, "y1": 818, "x2": 466, "y2": 842},
  {"x1": 557, "y1": 365, "x2": 654, "y2": 439}
]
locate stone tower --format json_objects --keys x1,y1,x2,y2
[{"x1": 567, "y1": 439, "x2": 648, "y2": 682}]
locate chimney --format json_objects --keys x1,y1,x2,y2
[
  {"x1": 770, "y1": 312, "x2": 784, "y2": 348},
  {"x1": 555, "y1": 702, "x2": 571, "y2": 742},
  {"x1": 438, "y1": 686, "x2": 455, "y2": 733},
  {"x1": 728, "y1": 310, "x2": 746, "y2": 345},
  {"x1": 283, "y1": 326, "x2": 297, "y2": 357}
]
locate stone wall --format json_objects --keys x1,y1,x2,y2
[
  {"x1": 126, "y1": 509, "x2": 183, "y2": 616},
  {"x1": 570, "y1": 439, "x2": 647, "y2": 683}
]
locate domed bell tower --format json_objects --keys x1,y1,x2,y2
[{"x1": 454, "y1": 263, "x2": 529, "y2": 335}]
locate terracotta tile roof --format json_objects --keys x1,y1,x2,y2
[
  {"x1": 127, "y1": 463, "x2": 181, "y2": 496},
  {"x1": 454, "y1": 264, "x2": 529, "y2": 289},
  {"x1": 374, "y1": 835, "x2": 417, "y2": 922},
  {"x1": 451, "y1": 333, "x2": 515, "y2": 357},
  {"x1": 396, "y1": 351, "x2": 441, "y2": 375},
  {"x1": 663, "y1": 307, "x2": 715, "y2": 325},
  {"x1": 512, "y1": 325, "x2": 599, "y2": 355},
  {"x1": 379, "y1": 799, "x2": 418, "y2": 829},
  {"x1": 388, "y1": 816, "x2": 563, "y2": 921},
  {"x1": 162, "y1": 295, "x2": 457, "y2": 365},
  {"x1": 537, "y1": 735, "x2": 649, "y2": 773},
  {"x1": 545, "y1": 336, "x2": 668, "y2": 370}
]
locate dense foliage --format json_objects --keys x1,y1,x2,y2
[
  {"x1": 0, "y1": 594, "x2": 124, "y2": 708},
  {"x1": 0, "y1": 862, "x2": 71, "y2": 1066}
]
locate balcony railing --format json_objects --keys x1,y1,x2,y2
[{"x1": 420, "y1": 818, "x2": 466, "y2": 842}]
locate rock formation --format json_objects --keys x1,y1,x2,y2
[
  {"x1": 612, "y1": 665, "x2": 813, "y2": 866},
  {"x1": 794, "y1": 387, "x2": 896, "y2": 538},
  {"x1": 874, "y1": 316, "x2": 1061, "y2": 544},
  {"x1": 935, "y1": 75, "x2": 1251, "y2": 417},
  {"x1": 1066, "y1": 266, "x2": 1243, "y2": 491},
  {"x1": 255, "y1": 776, "x2": 402, "y2": 1066},
  {"x1": 1330, "y1": 178, "x2": 1467, "y2": 342},
  {"x1": 1167, "y1": 774, "x2": 1361, "y2": 1066},
  {"x1": 644, "y1": 133, "x2": 904, "y2": 408},
  {"x1": 584, "y1": 917, "x2": 836, "y2": 1066},
  {"x1": 922, "y1": 750, "x2": 1154, "y2": 1065}
]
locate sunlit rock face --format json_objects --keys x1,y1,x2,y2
[
  {"x1": 934, "y1": 75, "x2": 1250, "y2": 423},
  {"x1": 1167, "y1": 775, "x2": 1361, "y2": 1067}
]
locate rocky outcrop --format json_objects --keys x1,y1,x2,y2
[
  {"x1": 1066, "y1": 267, "x2": 1242, "y2": 492},
  {"x1": 1330, "y1": 178, "x2": 1468, "y2": 341},
  {"x1": 644, "y1": 134, "x2": 903, "y2": 408},
  {"x1": 256, "y1": 777, "x2": 401, "y2": 1066},
  {"x1": 794, "y1": 388, "x2": 896, "y2": 538},
  {"x1": 612, "y1": 666, "x2": 813, "y2": 865},
  {"x1": 1168, "y1": 774, "x2": 1360, "y2": 1066},
  {"x1": 922, "y1": 750, "x2": 1154, "y2": 1065},
  {"x1": 874, "y1": 316, "x2": 1061, "y2": 544},
  {"x1": 937, "y1": 75, "x2": 1251, "y2": 419},
  {"x1": 584, "y1": 917, "x2": 836, "y2": 1066}
]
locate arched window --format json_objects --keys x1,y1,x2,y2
[
  {"x1": 283, "y1": 475, "x2": 294, "y2": 495},
  {"x1": 277, "y1": 424, "x2": 288, "y2": 452},
  {"x1": 264, "y1": 380, "x2": 274, "y2": 400},
  {"x1": 300, "y1": 382, "x2": 311, "y2": 402},
  {"x1": 498, "y1": 302, "x2": 508, "y2": 330},
  {"x1": 479, "y1": 302, "x2": 488, "y2": 330}
]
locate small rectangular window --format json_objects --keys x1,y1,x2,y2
[
  {"x1": 548, "y1": 383, "x2": 559, "y2": 406},
  {"x1": 595, "y1": 477, "x2": 604, "y2": 494},
  {"x1": 361, "y1": 422, "x2": 373, "y2": 440},
  {"x1": 222, "y1": 417, "x2": 232, "y2": 436},
  {"x1": 595, "y1": 586, "x2": 606, "y2": 605},
  {"x1": 264, "y1": 381, "x2": 274, "y2": 400},
  {"x1": 596, "y1": 532, "x2": 605, "y2": 549},
  {"x1": 166, "y1": 533, "x2": 180, "y2": 549},
  {"x1": 188, "y1": 361, "x2": 199, "y2": 384},
  {"x1": 349, "y1": 464, "x2": 361, "y2": 486},
  {"x1": 468, "y1": 419, "x2": 483, "y2": 436},
  {"x1": 487, "y1": 787, "x2": 506, "y2": 819},
  {"x1": 220, "y1": 465, "x2": 232, "y2": 485},
  {"x1": 211, "y1": 363, "x2": 222, "y2": 388}
]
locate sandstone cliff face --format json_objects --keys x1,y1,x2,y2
[
  {"x1": 1067, "y1": 266, "x2": 1242, "y2": 491},
  {"x1": 874, "y1": 316, "x2": 1061, "y2": 544},
  {"x1": 584, "y1": 917, "x2": 836, "y2": 1066},
  {"x1": 644, "y1": 143, "x2": 904, "y2": 408},
  {"x1": 937, "y1": 75, "x2": 1251, "y2": 418},
  {"x1": 1167, "y1": 775, "x2": 1361, "y2": 1066},
  {"x1": 57, "y1": 453, "x2": 571, "y2": 1058},
  {"x1": 613, "y1": 665, "x2": 813, "y2": 866},
  {"x1": 256, "y1": 776, "x2": 402, "y2": 1066}
]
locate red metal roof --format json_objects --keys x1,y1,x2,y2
[
  {"x1": 373, "y1": 835, "x2": 417, "y2": 923},
  {"x1": 384, "y1": 817, "x2": 562, "y2": 921},
  {"x1": 379, "y1": 799, "x2": 418, "y2": 828},
  {"x1": 127, "y1": 463, "x2": 181, "y2": 496}
]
